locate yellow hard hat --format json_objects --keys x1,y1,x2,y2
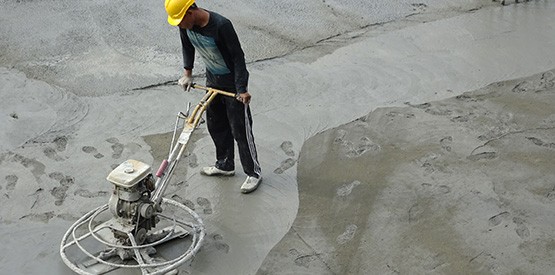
[{"x1": 165, "y1": 0, "x2": 195, "y2": 26}]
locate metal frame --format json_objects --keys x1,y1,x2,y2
[{"x1": 59, "y1": 85, "x2": 235, "y2": 274}]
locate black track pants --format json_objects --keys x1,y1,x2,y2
[{"x1": 206, "y1": 93, "x2": 261, "y2": 178}]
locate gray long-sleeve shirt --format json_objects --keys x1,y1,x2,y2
[{"x1": 180, "y1": 11, "x2": 249, "y2": 93}]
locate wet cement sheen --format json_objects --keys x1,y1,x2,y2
[{"x1": 258, "y1": 70, "x2": 555, "y2": 274}]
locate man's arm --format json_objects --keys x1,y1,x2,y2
[
  {"x1": 179, "y1": 28, "x2": 195, "y2": 70},
  {"x1": 178, "y1": 29, "x2": 195, "y2": 91},
  {"x1": 220, "y1": 21, "x2": 249, "y2": 94}
]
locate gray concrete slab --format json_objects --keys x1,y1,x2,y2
[
  {"x1": 258, "y1": 69, "x2": 555, "y2": 274},
  {"x1": 1, "y1": 0, "x2": 554, "y2": 274}
]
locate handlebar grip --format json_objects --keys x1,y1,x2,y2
[{"x1": 156, "y1": 159, "x2": 169, "y2": 178}]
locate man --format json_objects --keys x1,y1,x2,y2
[{"x1": 165, "y1": 0, "x2": 262, "y2": 193}]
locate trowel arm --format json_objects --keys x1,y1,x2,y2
[
  {"x1": 151, "y1": 85, "x2": 236, "y2": 209},
  {"x1": 190, "y1": 84, "x2": 237, "y2": 98}
]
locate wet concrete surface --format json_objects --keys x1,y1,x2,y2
[
  {"x1": 258, "y1": 70, "x2": 555, "y2": 274},
  {"x1": 1, "y1": 0, "x2": 555, "y2": 274}
]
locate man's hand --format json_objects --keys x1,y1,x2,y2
[
  {"x1": 178, "y1": 75, "x2": 193, "y2": 92},
  {"x1": 236, "y1": 92, "x2": 251, "y2": 105}
]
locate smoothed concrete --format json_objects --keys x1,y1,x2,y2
[{"x1": 1, "y1": 0, "x2": 554, "y2": 274}]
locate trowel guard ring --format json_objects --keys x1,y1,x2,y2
[{"x1": 59, "y1": 198, "x2": 205, "y2": 275}]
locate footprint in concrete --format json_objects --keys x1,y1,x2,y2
[
  {"x1": 512, "y1": 80, "x2": 533, "y2": 93},
  {"x1": 82, "y1": 146, "x2": 95, "y2": 153},
  {"x1": 106, "y1": 138, "x2": 124, "y2": 159},
  {"x1": 425, "y1": 106, "x2": 453, "y2": 116},
  {"x1": 455, "y1": 94, "x2": 475, "y2": 102},
  {"x1": 418, "y1": 153, "x2": 439, "y2": 174},
  {"x1": 183, "y1": 199, "x2": 195, "y2": 210},
  {"x1": 437, "y1": 185, "x2": 451, "y2": 194},
  {"x1": 288, "y1": 249, "x2": 319, "y2": 268},
  {"x1": 539, "y1": 71, "x2": 555, "y2": 90},
  {"x1": 188, "y1": 153, "x2": 198, "y2": 168},
  {"x1": 196, "y1": 197, "x2": 212, "y2": 214},
  {"x1": 467, "y1": 152, "x2": 497, "y2": 161},
  {"x1": 355, "y1": 137, "x2": 380, "y2": 156},
  {"x1": 212, "y1": 234, "x2": 230, "y2": 253},
  {"x1": 56, "y1": 213, "x2": 82, "y2": 222},
  {"x1": 405, "y1": 102, "x2": 431, "y2": 109},
  {"x1": 526, "y1": 137, "x2": 543, "y2": 146},
  {"x1": 43, "y1": 147, "x2": 64, "y2": 161},
  {"x1": 20, "y1": 211, "x2": 55, "y2": 223},
  {"x1": 273, "y1": 141, "x2": 297, "y2": 174},
  {"x1": 385, "y1": 111, "x2": 397, "y2": 118},
  {"x1": 171, "y1": 194, "x2": 195, "y2": 210},
  {"x1": 336, "y1": 224, "x2": 358, "y2": 244},
  {"x1": 384, "y1": 111, "x2": 414, "y2": 119},
  {"x1": 48, "y1": 172, "x2": 64, "y2": 181},
  {"x1": 5, "y1": 175, "x2": 18, "y2": 191},
  {"x1": 11, "y1": 153, "x2": 45, "y2": 182},
  {"x1": 526, "y1": 137, "x2": 555, "y2": 149},
  {"x1": 60, "y1": 175, "x2": 75, "y2": 186},
  {"x1": 488, "y1": 211, "x2": 510, "y2": 226},
  {"x1": 280, "y1": 141, "x2": 295, "y2": 157},
  {"x1": 82, "y1": 146, "x2": 104, "y2": 159},
  {"x1": 74, "y1": 189, "x2": 109, "y2": 198},
  {"x1": 411, "y1": 3, "x2": 428, "y2": 12},
  {"x1": 54, "y1": 136, "x2": 68, "y2": 151},
  {"x1": 106, "y1": 137, "x2": 119, "y2": 144},
  {"x1": 346, "y1": 137, "x2": 380, "y2": 158},
  {"x1": 513, "y1": 217, "x2": 530, "y2": 239},
  {"x1": 450, "y1": 115, "x2": 469, "y2": 123},
  {"x1": 51, "y1": 186, "x2": 69, "y2": 206},
  {"x1": 294, "y1": 253, "x2": 319, "y2": 268},
  {"x1": 336, "y1": 180, "x2": 361, "y2": 197},
  {"x1": 440, "y1": 136, "x2": 453, "y2": 152},
  {"x1": 409, "y1": 203, "x2": 426, "y2": 223},
  {"x1": 49, "y1": 172, "x2": 74, "y2": 206},
  {"x1": 334, "y1": 129, "x2": 347, "y2": 144},
  {"x1": 274, "y1": 158, "x2": 296, "y2": 174}
]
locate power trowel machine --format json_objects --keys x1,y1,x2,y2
[{"x1": 60, "y1": 85, "x2": 236, "y2": 275}]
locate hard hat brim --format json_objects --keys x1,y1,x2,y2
[{"x1": 167, "y1": 15, "x2": 182, "y2": 26}]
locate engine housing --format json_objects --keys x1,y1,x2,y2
[{"x1": 107, "y1": 160, "x2": 157, "y2": 244}]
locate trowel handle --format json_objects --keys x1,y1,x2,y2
[
  {"x1": 152, "y1": 85, "x2": 226, "y2": 208},
  {"x1": 191, "y1": 84, "x2": 237, "y2": 98}
]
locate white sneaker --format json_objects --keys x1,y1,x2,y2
[
  {"x1": 240, "y1": 176, "x2": 262, "y2": 193},
  {"x1": 200, "y1": 166, "x2": 235, "y2": 176}
]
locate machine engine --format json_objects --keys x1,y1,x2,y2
[{"x1": 107, "y1": 160, "x2": 157, "y2": 244}]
